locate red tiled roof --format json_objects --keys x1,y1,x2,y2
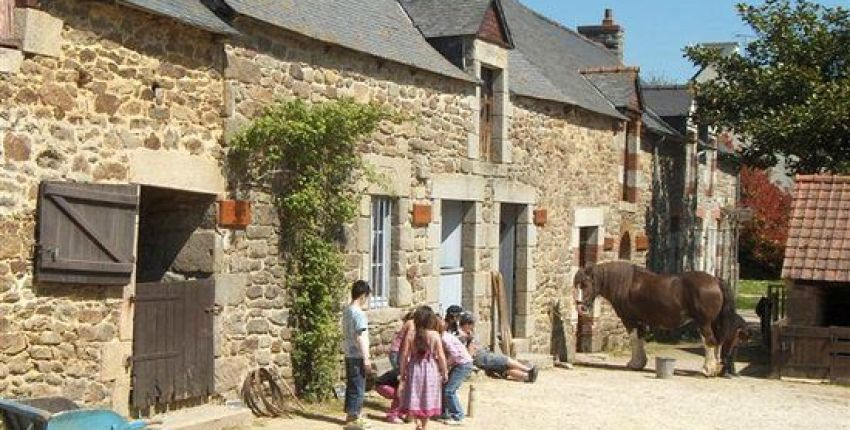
[{"x1": 782, "y1": 175, "x2": 850, "y2": 282}]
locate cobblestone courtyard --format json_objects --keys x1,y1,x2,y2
[{"x1": 252, "y1": 343, "x2": 850, "y2": 430}]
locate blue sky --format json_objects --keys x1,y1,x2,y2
[{"x1": 520, "y1": 0, "x2": 849, "y2": 83}]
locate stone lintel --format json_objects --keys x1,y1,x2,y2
[
  {"x1": 472, "y1": 39, "x2": 509, "y2": 69},
  {"x1": 431, "y1": 174, "x2": 486, "y2": 201},
  {"x1": 362, "y1": 154, "x2": 412, "y2": 197},
  {"x1": 129, "y1": 149, "x2": 226, "y2": 196},
  {"x1": 493, "y1": 180, "x2": 536, "y2": 204}
]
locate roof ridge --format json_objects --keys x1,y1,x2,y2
[
  {"x1": 795, "y1": 174, "x2": 850, "y2": 183},
  {"x1": 642, "y1": 84, "x2": 691, "y2": 90},
  {"x1": 510, "y1": 0, "x2": 621, "y2": 64},
  {"x1": 580, "y1": 66, "x2": 640, "y2": 74}
]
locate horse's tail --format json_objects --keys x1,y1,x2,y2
[{"x1": 713, "y1": 278, "x2": 738, "y2": 344}]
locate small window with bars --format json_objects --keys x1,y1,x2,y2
[{"x1": 369, "y1": 197, "x2": 393, "y2": 309}]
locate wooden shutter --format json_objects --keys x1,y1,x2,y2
[
  {"x1": 479, "y1": 68, "x2": 495, "y2": 161},
  {"x1": 37, "y1": 181, "x2": 139, "y2": 285}
]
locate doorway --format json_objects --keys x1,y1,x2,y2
[
  {"x1": 132, "y1": 186, "x2": 217, "y2": 411},
  {"x1": 499, "y1": 204, "x2": 522, "y2": 333},
  {"x1": 619, "y1": 231, "x2": 632, "y2": 261},
  {"x1": 439, "y1": 201, "x2": 465, "y2": 316}
]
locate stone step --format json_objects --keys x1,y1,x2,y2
[
  {"x1": 517, "y1": 353, "x2": 554, "y2": 370},
  {"x1": 511, "y1": 338, "x2": 530, "y2": 355},
  {"x1": 151, "y1": 404, "x2": 253, "y2": 430}
]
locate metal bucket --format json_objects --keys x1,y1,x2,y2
[{"x1": 655, "y1": 357, "x2": 676, "y2": 379}]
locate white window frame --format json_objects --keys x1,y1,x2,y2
[{"x1": 370, "y1": 197, "x2": 393, "y2": 309}]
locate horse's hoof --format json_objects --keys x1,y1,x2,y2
[{"x1": 626, "y1": 360, "x2": 647, "y2": 370}]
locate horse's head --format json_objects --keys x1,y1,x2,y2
[{"x1": 573, "y1": 264, "x2": 597, "y2": 316}]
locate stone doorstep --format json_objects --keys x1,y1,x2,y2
[
  {"x1": 516, "y1": 352, "x2": 555, "y2": 371},
  {"x1": 511, "y1": 338, "x2": 530, "y2": 355},
  {"x1": 152, "y1": 404, "x2": 253, "y2": 430}
]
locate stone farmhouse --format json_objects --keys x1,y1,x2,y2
[{"x1": 0, "y1": 0, "x2": 739, "y2": 414}]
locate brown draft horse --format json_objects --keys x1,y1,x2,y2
[{"x1": 574, "y1": 261, "x2": 737, "y2": 376}]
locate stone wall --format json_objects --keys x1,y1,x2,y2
[
  {"x1": 509, "y1": 97, "x2": 630, "y2": 353},
  {"x1": 219, "y1": 17, "x2": 478, "y2": 359},
  {"x1": 0, "y1": 0, "x2": 225, "y2": 409}
]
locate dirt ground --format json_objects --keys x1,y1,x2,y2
[{"x1": 251, "y1": 342, "x2": 850, "y2": 430}]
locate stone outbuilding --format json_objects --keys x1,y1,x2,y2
[{"x1": 773, "y1": 175, "x2": 850, "y2": 384}]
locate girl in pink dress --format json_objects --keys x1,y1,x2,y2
[{"x1": 400, "y1": 308, "x2": 448, "y2": 430}]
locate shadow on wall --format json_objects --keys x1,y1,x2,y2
[{"x1": 135, "y1": 186, "x2": 217, "y2": 283}]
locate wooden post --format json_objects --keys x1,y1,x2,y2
[{"x1": 466, "y1": 384, "x2": 476, "y2": 418}]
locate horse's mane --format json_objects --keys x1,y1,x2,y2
[{"x1": 592, "y1": 261, "x2": 637, "y2": 308}]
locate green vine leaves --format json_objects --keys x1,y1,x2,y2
[{"x1": 228, "y1": 98, "x2": 398, "y2": 401}]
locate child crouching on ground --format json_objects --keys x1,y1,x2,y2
[
  {"x1": 439, "y1": 317, "x2": 474, "y2": 426},
  {"x1": 458, "y1": 312, "x2": 538, "y2": 383},
  {"x1": 379, "y1": 309, "x2": 416, "y2": 424},
  {"x1": 721, "y1": 313, "x2": 750, "y2": 377}
]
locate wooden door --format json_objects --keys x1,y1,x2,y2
[
  {"x1": 439, "y1": 201, "x2": 464, "y2": 315},
  {"x1": 36, "y1": 182, "x2": 139, "y2": 285},
  {"x1": 479, "y1": 68, "x2": 495, "y2": 161},
  {"x1": 499, "y1": 204, "x2": 519, "y2": 333},
  {"x1": 132, "y1": 280, "x2": 215, "y2": 409}
]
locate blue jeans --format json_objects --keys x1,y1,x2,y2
[
  {"x1": 344, "y1": 358, "x2": 366, "y2": 417},
  {"x1": 442, "y1": 362, "x2": 473, "y2": 421}
]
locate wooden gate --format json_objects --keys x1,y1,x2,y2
[
  {"x1": 832, "y1": 328, "x2": 850, "y2": 385},
  {"x1": 774, "y1": 325, "x2": 850, "y2": 384},
  {"x1": 132, "y1": 280, "x2": 216, "y2": 409}
]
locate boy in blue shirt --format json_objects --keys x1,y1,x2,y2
[{"x1": 343, "y1": 280, "x2": 372, "y2": 429}]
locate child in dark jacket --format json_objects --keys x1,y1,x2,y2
[{"x1": 720, "y1": 313, "x2": 750, "y2": 377}]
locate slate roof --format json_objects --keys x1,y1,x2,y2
[
  {"x1": 221, "y1": 0, "x2": 473, "y2": 82},
  {"x1": 643, "y1": 107, "x2": 681, "y2": 137},
  {"x1": 500, "y1": 0, "x2": 623, "y2": 118},
  {"x1": 120, "y1": 0, "x2": 237, "y2": 35},
  {"x1": 509, "y1": 51, "x2": 572, "y2": 105},
  {"x1": 641, "y1": 85, "x2": 694, "y2": 118},
  {"x1": 398, "y1": 0, "x2": 494, "y2": 39},
  {"x1": 583, "y1": 71, "x2": 640, "y2": 111},
  {"x1": 782, "y1": 175, "x2": 850, "y2": 283}
]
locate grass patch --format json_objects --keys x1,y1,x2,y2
[
  {"x1": 737, "y1": 294, "x2": 762, "y2": 311},
  {"x1": 736, "y1": 279, "x2": 780, "y2": 311}
]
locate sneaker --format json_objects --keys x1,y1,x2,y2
[
  {"x1": 443, "y1": 419, "x2": 464, "y2": 426},
  {"x1": 527, "y1": 366, "x2": 539, "y2": 383}
]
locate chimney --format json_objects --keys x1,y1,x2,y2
[{"x1": 578, "y1": 9, "x2": 624, "y2": 62}]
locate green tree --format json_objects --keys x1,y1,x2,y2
[{"x1": 685, "y1": 0, "x2": 850, "y2": 174}]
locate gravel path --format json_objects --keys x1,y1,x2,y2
[{"x1": 252, "y1": 344, "x2": 850, "y2": 430}]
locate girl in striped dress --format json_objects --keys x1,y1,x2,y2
[{"x1": 400, "y1": 307, "x2": 448, "y2": 430}]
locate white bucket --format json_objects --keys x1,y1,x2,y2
[{"x1": 655, "y1": 357, "x2": 676, "y2": 379}]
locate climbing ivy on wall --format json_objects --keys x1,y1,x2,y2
[{"x1": 229, "y1": 99, "x2": 394, "y2": 401}]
